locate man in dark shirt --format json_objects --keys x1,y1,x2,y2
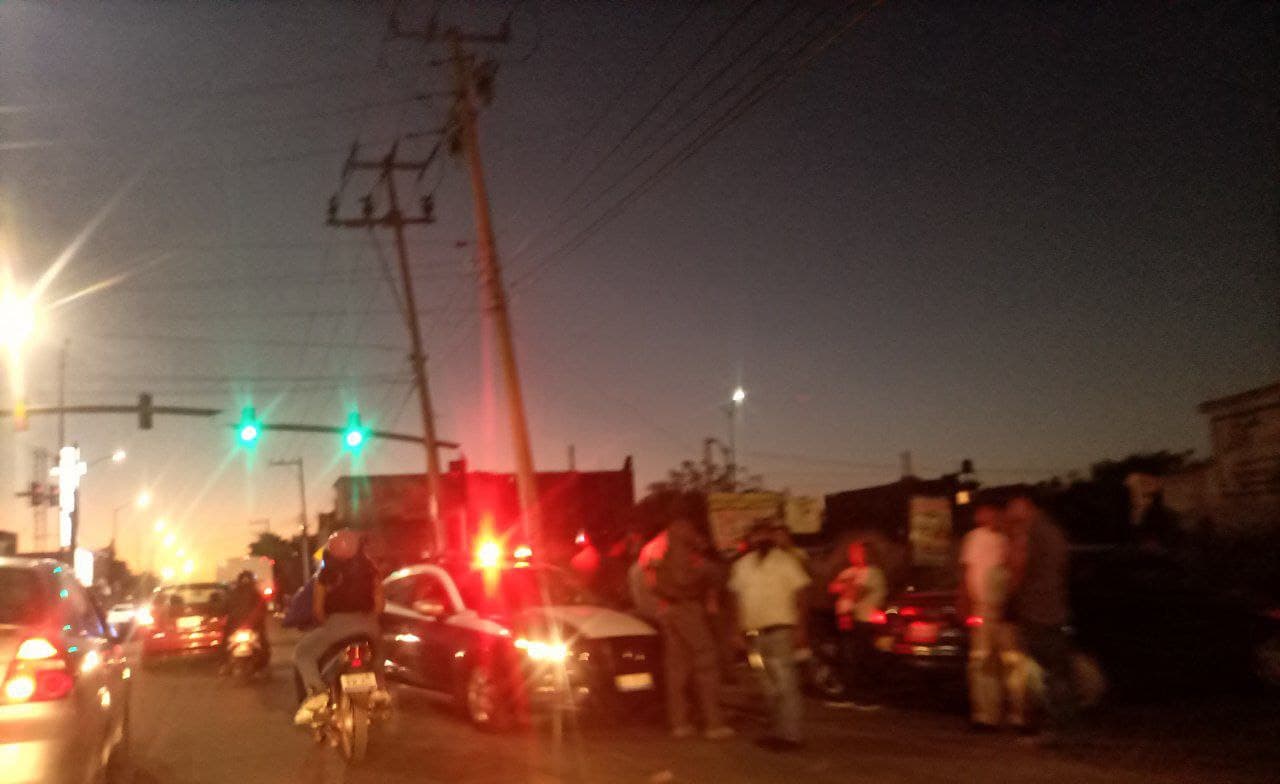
[
  {"x1": 292, "y1": 529, "x2": 386, "y2": 726},
  {"x1": 224, "y1": 570, "x2": 270, "y2": 666},
  {"x1": 1007, "y1": 494, "x2": 1074, "y2": 740}
]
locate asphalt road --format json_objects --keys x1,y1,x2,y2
[{"x1": 122, "y1": 628, "x2": 1280, "y2": 784}]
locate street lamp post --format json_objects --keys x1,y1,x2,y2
[
  {"x1": 269, "y1": 458, "x2": 312, "y2": 582},
  {"x1": 726, "y1": 387, "x2": 746, "y2": 491}
]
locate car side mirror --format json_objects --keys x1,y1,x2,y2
[{"x1": 412, "y1": 599, "x2": 448, "y2": 618}]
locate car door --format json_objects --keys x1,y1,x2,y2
[
  {"x1": 381, "y1": 574, "x2": 429, "y2": 687},
  {"x1": 60, "y1": 575, "x2": 126, "y2": 774},
  {"x1": 407, "y1": 572, "x2": 462, "y2": 692}
]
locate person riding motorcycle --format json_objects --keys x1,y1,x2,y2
[
  {"x1": 293, "y1": 529, "x2": 389, "y2": 725},
  {"x1": 224, "y1": 570, "x2": 271, "y2": 667}
]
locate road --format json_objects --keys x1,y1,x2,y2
[{"x1": 123, "y1": 627, "x2": 1279, "y2": 784}]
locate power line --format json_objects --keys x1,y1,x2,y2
[{"x1": 512, "y1": 1, "x2": 882, "y2": 289}]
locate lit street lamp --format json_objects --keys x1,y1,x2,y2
[{"x1": 725, "y1": 386, "x2": 746, "y2": 490}]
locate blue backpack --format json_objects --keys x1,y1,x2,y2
[{"x1": 282, "y1": 579, "x2": 317, "y2": 630}]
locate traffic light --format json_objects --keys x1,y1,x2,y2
[
  {"x1": 138, "y1": 393, "x2": 153, "y2": 430},
  {"x1": 237, "y1": 406, "x2": 261, "y2": 445},
  {"x1": 342, "y1": 412, "x2": 367, "y2": 452}
]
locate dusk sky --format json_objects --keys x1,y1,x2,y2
[{"x1": 1, "y1": 1, "x2": 1276, "y2": 575}]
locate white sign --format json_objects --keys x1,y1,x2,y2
[
  {"x1": 708, "y1": 492, "x2": 784, "y2": 550},
  {"x1": 784, "y1": 495, "x2": 824, "y2": 535},
  {"x1": 908, "y1": 495, "x2": 953, "y2": 567},
  {"x1": 54, "y1": 446, "x2": 86, "y2": 549}
]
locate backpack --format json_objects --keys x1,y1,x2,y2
[{"x1": 282, "y1": 579, "x2": 316, "y2": 630}]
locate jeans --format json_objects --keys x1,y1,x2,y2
[
  {"x1": 661, "y1": 602, "x2": 725, "y2": 730},
  {"x1": 1020, "y1": 622, "x2": 1075, "y2": 732},
  {"x1": 294, "y1": 612, "x2": 383, "y2": 696},
  {"x1": 837, "y1": 621, "x2": 884, "y2": 701},
  {"x1": 752, "y1": 626, "x2": 803, "y2": 743}
]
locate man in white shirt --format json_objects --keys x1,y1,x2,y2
[
  {"x1": 958, "y1": 502, "x2": 1024, "y2": 730},
  {"x1": 728, "y1": 521, "x2": 812, "y2": 749}
]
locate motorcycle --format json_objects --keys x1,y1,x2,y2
[
  {"x1": 308, "y1": 639, "x2": 382, "y2": 764},
  {"x1": 226, "y1": 626, "x2": 270, "y2": 684}
]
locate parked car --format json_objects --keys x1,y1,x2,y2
[
  {"x1": 381, "y1": 555, "x2": 660, "y2": 730},
  {"x1": 137, "y1": 583, "x2": 230, "y2": 665},
  {"x1": 0, "y1": 557, "x2": 131, "y2": 784},
  {"x1": 870, "y1": 546, "x2": 1280, "y2": 697}
]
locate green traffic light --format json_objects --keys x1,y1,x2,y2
[
  {"x1": 237, "y1": 407, "x2": 261, "y2": 445},
  {"x1": 342, "y1": 412, "x2": 367, "y2": 452}
]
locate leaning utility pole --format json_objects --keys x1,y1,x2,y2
[
  {"x1": 446, "y1": 29, "x2": 541, "y2": 544},
  {"x1": 388, "y1": 13, "x2": 541, "y2": 543},
  {"x1": 328, "y1": 146, "x2": 447, "y2": 552}
]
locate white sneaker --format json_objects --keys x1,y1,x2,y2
[{"x1": 293, "y1": 692, "x2": 330, "y2": 726}]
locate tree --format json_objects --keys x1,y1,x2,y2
[{"x1": 646, "y1": 438, "x2": 763, "y2": 496}]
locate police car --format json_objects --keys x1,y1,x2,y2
[{"x1": 380, "y1": 543, "x2": 660, "y2": 730}]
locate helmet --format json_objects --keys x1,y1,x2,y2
[{"x1": 326, "y1": 529, "x2": 361, "y2": 561}]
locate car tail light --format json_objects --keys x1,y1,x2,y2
[
  {"x1": 899, "y1": 606, "x2": 919, "y2": 618},
  {"x1": 867, "y1": 610, "x2": 887, "y2": 625},
  {"x1": 3, "y1": 637, "x2": 74, "y2": 704},
  {"x1": 965, "y1": 615, "x2": 983, "y2": 628}
]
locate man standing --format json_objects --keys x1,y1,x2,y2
[
  {"x1": 958, "y1": 503, "x2": 1023, "y2": 731},
  {"x1": 728, "y1": 521, "x2": 812, "y2": 750},
  {"x1": 1006, "y1": 494, "x2": 1074, "y2": 741},
  {"x1": 649, "y1": 518, "x2": 734, "y2": 740},
  {"x1": 827, "y1": 541, "x2": 887, "y2": 708}
]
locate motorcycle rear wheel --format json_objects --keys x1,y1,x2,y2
[{"x1": 337, "y1": 693, "x2": 369, "y2": 764}]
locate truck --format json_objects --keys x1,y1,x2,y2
[{"x1": 216, "y1": 556, "x2": 276, "y2": 607}]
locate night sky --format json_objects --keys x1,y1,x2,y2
[{"x1": 1, "y1": 1, "x2": 1276, "y2": 574}]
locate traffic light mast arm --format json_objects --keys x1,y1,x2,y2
[{"x1": 248, "y1": 421, "x2": 459, "y2": 449}]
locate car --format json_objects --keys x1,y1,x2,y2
[
  {"x1": 870, "y1": 546, "x2": 1280, "y2": 697},
  {"x1": 105, "y1": 603, "x2": 138, "y2": 634},
  {"x1": 381, "y1": 556, "x2": 661, "y2": 730},
  {"x1": 136, "y1": 583, "x2": 230, "y2": 665},
  {"x1": 0, "y1": 557, "x2": 131, "y2": 784}
]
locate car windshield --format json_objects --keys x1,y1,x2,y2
[
  {"x1": 455, "y1": 568, "x2": 596, "y2": 616},
  {"x1": 154, "y1": 585, "x2": 228, "y2": 616},
  {"x1": 0, "y1": 567, "x2": 47, "y2": 626}
]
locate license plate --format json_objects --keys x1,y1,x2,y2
[
  {"x1": 177, "y1": 615, "x2": 203, "y2": 630},
  {"x1": 614, "y1": 672, "x2": 654, "y2": 692},
  {"x1": 340, "y1": 672, "x2": 377, "y2": 693},
  {"x1": 904, "y1": 621, "x2": 940, "y2": 644}
]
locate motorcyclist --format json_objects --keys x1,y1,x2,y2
[
  {"x1": 224, "y1": 570, "x2": 270, "y2": 668},
  {"x1": 292, "y1": 529, "x2": 389, "y2": 725}
]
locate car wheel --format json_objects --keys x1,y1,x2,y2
[
  {"x1": 1253, "y1": 634, "x2": 1280, "y2": 690},
  {"x1": 463, "y1": 665, "x2": 512, "y2": 731}
]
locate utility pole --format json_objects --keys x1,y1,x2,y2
[
  {"x1": 446, "y1": 29, "x2": 541, "y2": 544},
  {"x1": 57, "y1": 339, "x2": 67, "y2": 448},
  {"x1": 328, "y1": 146, "x2": 447, "y2": 552},
  {"x1": 269, "y1": 459, "x2": 311, "y2": 581}
]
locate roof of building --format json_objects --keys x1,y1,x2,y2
[{"x1": 1198, "y1": 380, "x2": 1280, "y2": 415}]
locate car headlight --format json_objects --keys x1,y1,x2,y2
[
  {"x1": 230, "y1": 629, "x2": 256, "y2": 644},
  {"x1": 514, "y1": 637, "x2": 569, "y2": 663}
]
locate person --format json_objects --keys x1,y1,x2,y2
[
  {"x1": 648, "y1": 518, "x2": 734, "y2": 740},
  {"x1": 293, "y1": 529, "x2": 389, "y2": 726},
  {"x1": 957, "y1": 503, "x2": 1024, "y2": 731},
  {"x1": 826, "y1": 540, "x2": 887, "y2": 708},
  {"x1": 1006, "y1": 494, "x2": 1074, "y2": 742},
  {"x1": 224, "y1": 570, "x2": 271, "y2": 668},
  {"x1": 728, "y1": 520, "x2": 812, "y2": 750}
]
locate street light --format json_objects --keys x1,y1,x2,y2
[
  {"x1": 110, "y1": 449, "x2": 126, "y2": 464},
  {"x1": 725, "y1": 386, "x2": 746, "y2": 490},
  {"x1": 0, "y1": 288, "x2": 36, "y2": 349},
  {"x1": 112, "y1": 489, "x2": 153, "y2": 551}
]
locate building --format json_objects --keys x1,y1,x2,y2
[
  {"x1": 1128, "y1": 381, "x2": 1280, "y2": 535},
  {"x1": 326, "y1": 458, "x2": 636, "y2": 566}
]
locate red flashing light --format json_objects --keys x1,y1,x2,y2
[
  {"x1": 867, "y1": 610, "x2": 887, "y2": 625},
  {"x1": 475, "y1": 539, "x2": 502, "y2": 569},
  {"x1": 965, "y1": 615, "x2": 983, "y2": 628},
  {"x1": 899, "y1": 606, "x2": 919, "y2": 618}
]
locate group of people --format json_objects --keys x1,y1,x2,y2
[
  {"x1": 959, "y1": 495, "x2": 1074, "y2": 740},
  {"x1": 631, "y1": 490, "x2": 1076, "y2": 751}
]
